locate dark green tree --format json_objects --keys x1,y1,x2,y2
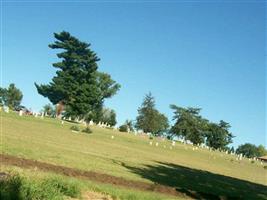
[
  {"x1": 35, "y1": 31, "x2": 120, "y2": 118},
  {"x1": 99, "y1": 108, "x2": 117, "y2": 126},
  {"x1": 0, "y1": 83, "x2": 23, "y2": 110},
  {"x1": 119, "y1": 120, "x2": 134, "y2": 133},
  {"x1": 0, "y1": 87, "x2": 5, "y2": 106},
  {"x1": 119, "y1": 124, "x2": 128, "y2": 132},
  {"x1": 135, "y1": 93, "x2": 169, "y2": 136},
  {"x1": 205, "y1": 120, "x2": 234, "y2": 150},
  {"x1": 125, "y1": 119, "x2": 134, "y2": 132},
  {"x1": 170, "y1": 105, "x2": 206, "y2": 145},
  {"x1": 257, "y1": 145, "x2": 267, "y2": 157},
  {"x1": 43, "y1": 103, "x2": 55, "y2": 116},
  {"x1": 230, "y1": 146, "x2": 235, "y2": 153},
  {"x1": 236, "y1": 143, "x2": 260, "y2": 158}
]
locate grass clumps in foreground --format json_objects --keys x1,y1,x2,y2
[
  {"x1": 82, "y1": 127, "x2": 92, "y2": 134},
  {"x1": 70, "y1": 125, "x2": 80, "y2": 132},
  {"x1": 0, "y1": 172, "x2": 81, "y2": 200},
  {"x1": 42, "y1": 176, "x2": 81, "y2": 197}
]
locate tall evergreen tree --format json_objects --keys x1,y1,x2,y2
[
  {"x1": 35, "y1": 31, "x2": 120, "y2": 118},
  {"x1": 135, "y1": 93, "x2": 169, "y2": 136},
  {"x1": 0, "y1": 83, "x2": 23, "y2": 110}
]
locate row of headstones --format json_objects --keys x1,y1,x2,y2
[
  {"x1": 148, "y1": 140, "x2": 264, "y2": 164},
  {"x1": 66, "y1": 117, "x2": 113, "y2": 129},
  {"x1": 148, "y1": 140, "x2": 176, "y2": 150},
  {"x1": 18, "y1": 109, "x2": 45, "y2": 118},
  {"x1": 15, "y1": 110, "x2": 113, "y2": 129}
]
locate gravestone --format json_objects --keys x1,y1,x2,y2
[{"x1": 19, "y1": 110, "x2": 23, "y2": 116}]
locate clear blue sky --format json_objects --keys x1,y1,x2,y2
[{"x1": 1, "y1": 1, "x2": 266, "y2": 148}]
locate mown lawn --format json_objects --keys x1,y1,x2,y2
[{"x1": 1, "y1": 111, "x2": 267, "y2": 199}]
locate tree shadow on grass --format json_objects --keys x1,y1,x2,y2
[{"x1": 124, "y1": 162, "x2": 267, "y2": 200}]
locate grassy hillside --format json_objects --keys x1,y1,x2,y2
[{"x1": 1, "y1": 111, "x2": 267, "y2": 199}]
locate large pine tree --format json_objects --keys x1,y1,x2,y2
[
  {"x1": 135, "y1": 93, "x2": 169, "y2": 136},
  {"x1": 35, "y1": 31, "x2": 120, "y2": 118}
]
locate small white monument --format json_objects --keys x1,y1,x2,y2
[{"x1": 19, "y1": 110, "x2": 23, "y2": 116}]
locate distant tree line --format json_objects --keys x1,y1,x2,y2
[
  {"x1": 169, "y1": 104, "x2": 234, "y2": 150},
  {"x1": 130, "y1": 93, "x2": 233, "y2": 150}
]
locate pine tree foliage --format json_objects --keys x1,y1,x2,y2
[
  {"x1": 136, "y1": 93, "x2": 169, "y2": 136},
  {"x1": 35, "y1": 31, "x2": 120, "y2": 118}
]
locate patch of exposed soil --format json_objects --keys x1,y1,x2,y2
[
  {"x1": 82, "y1": 191, "x2": 113, "y2": 200},
  {"x1": 0, "y1": 154, "x2": 186, "y2": 198}
]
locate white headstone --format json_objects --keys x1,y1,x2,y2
[
  {"x1": 155, "y1": 142, "x2": 159, "y2": 147},
  {"x1": 19, "y1": 110, "x2": 23, "y2": 116},
  {"x1": 4, "y1": 106, "x2": 9, "y2": 113}
]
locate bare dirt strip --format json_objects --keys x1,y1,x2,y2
[{"x1": 0, "y1": 154, "x2": 186, "y2": 198}]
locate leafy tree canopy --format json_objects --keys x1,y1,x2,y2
[
  {"x1": 135, "y1": 93, "x2": 169, "y2": 136},
  {"x1": 170, "y1": 104, "x2": 206, "y2": 145},
  {"x1": 0, "y1": 83, "x2": 23, "y2": 110},
  {"x1": 35, "y1": 31, "x2": 120, "y2": 118},
  {"x1": 205, "y1": 120, "x2": 234, "y2": 150},
  {"x1": 236, "y1": 143, "x2": 267, "y2": 158},
  {"x1": 99, "y1": 107, "x2": 117, "y2": 126},
  {"x1": 170, "y1": 105, "x2": 234, "y2": 148}
]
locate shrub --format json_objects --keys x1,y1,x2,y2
[
  {"x1": 42, "y1": 177, "x2": 81, "y2": 198},
  {"x1": 0, "y1": 173, "x2": 23, "y2": 200},
  {"x1": 0, "y1": 173, "x2": 81, "y2": 200},
  {"x1": 119, "y1": 124, "x2": 128, "y2": 132},
  {"x1": 251, "y1": 160, "x2": 255, "y2": 164},
  {"x1": 82, "y1": 127, "x2": 92, "y2": 134},
  {"x1": 70, "y1": 125, "x2": 80, "y2": 132},
  {"x1": 21, "y1": 179, "x2": 62, "y2": 200},
  {"x1": 264, "y1": 166, "x2": 267, "y2": 170}
]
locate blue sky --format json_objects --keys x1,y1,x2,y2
[{"x1": 1, "y1": 1, "x2": 266, "y2": 148}]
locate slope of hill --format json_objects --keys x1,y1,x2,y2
[{"x1": 1, "y1": 111, "x2": 267, "y2": 199}]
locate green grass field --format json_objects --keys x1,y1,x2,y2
[{"x1": 1, "y1": 111, "x2": 267, "y2": 199}]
